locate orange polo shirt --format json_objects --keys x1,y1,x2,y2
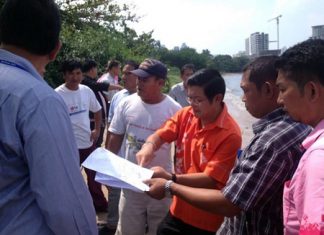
[{"x1": 156, "y1": 104, "x2": 242, "y2": 232}]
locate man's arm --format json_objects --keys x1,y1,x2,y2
[
  {"x1": 90, "y1": 109, "x2": 101, "y2": 143},
  {"x1": 106, "y1": 132, "x2": 124, "y2": 154},
  {"x1": 151, "y1": 166, "x2": 219, "y2": 189},
  {"x1": 82, "y1": 77, "x2": 123, "y2": 92},
  {"x1": 136, "y1": 133, "x2": 166, "y2": 166},
  {"x1": 145, "y1": 178, "x2": 241, "y2": 217}
]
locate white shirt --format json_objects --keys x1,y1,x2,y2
[
  {"x1": 109, "y1": 93, "x2": 181, "y2": 172},
  {"x1": 55, "y1": 84, "x2": 101, "y2": 149}
]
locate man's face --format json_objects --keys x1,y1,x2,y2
[
  {"x1": 137, "y1": 76, "x2": 163, "y2": 102},
  {"x1": 276, "y1": 70, "x2": 308, "y2": 123},
  {"x1": 181, "y1": 69, "x2": 194, "y2": 88},
  {"x1": 187, "y1": 85, "x2": 219, "y2": 120},
  {"x1": 64, "y1": 68, "x2": 83, "y2": 90},
  {"x1": 122, "y1": 64, "x2": 137, "y2": 93},
  {"x1": 240, "y1": 70, "x2": 267, "y2": 118},
  {"x1": 111, "y1": 65, "x2": 121, "y2": 77}
]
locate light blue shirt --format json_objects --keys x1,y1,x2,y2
[
  {"x1": 168, "y1": 82, "x2": 189, "y2": 107},
  {"x1": 108, "y1": 89, "x2": 131, "y2": 123},
  {"x1": 0, "y1": 49, "x2": 97, "y2": 235}
]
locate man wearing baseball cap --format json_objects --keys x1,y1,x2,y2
[{"x1": 106, "y1": 58, "x2": 181, "y2": 235}]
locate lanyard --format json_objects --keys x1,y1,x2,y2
[{"x1": 0, "y1": 59, "x2": 29, "y2": 73}]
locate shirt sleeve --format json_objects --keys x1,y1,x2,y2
[
  {"x1": 204, "y1": 133, "x2": 242, "y2": 185},
  {"x1": 108, "y1": 100, "x2": 126, "y2": 135},
  {"x1": 155, "y1": 109, "x2": 182, "y2": 143},
  {"x1": 88, "y1": 88, "x2": 101, "y2": 113},
  {"x1": 22, "y1": 95, "x2": 97, "y2": 235},
  {"x1": 298, "y1": 150, "x2": 324, "y2": 234},
  {"x1": 108, "y1": 94, "x2": 117, "y2": 123},
  {"x1": 222, "y1": 142, "x2": 295, "y2": 211}
]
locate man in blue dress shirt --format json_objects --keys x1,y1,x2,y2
[{"x1": 0, "y1": 0, "x2": 97, "y2": 234}]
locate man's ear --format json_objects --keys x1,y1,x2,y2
[
  {"x1": 48, "y1": 40, "x2": 61, "y2": 61},
  {"x1": 304, "y1": 81, "x2": 320, "y2": 102},
  {"x1": 262, "y1": 81, "x2": 275, "y2": 98},
  {"x1": 213, "y1": 94, "x2": 223, "y2": 103},
  {"x1": 158, "y1": 79, "x2": 166, "y2": 87}
]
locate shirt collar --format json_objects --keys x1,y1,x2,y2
[
  {"x1": 0, "y1": 49, "x2": 43, "y2": 81},
  {"x1": 302, "y1": 119, "x2": 324, "y2": 149},
  {"x1": 252, "y1": 107, "x2": 286, "y2": 134}
]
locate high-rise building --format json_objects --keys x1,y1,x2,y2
[
  {"x1": 312, "y1": 25, "x2": 324, "y2": 40},
  {"x1": 250, "y1": 32, "x2": 269, "y2": 56},
  {"x1": 245, "y1": 38, "x2": 250, "y2": 55}
]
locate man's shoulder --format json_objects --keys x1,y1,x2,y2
[
  {"x1": 164, "y1": 95, "x2": 182, "y2": 108},
  {"x1": 170, "y1": 82, "x2": 183, "y2": 91},
  {"x1": 256, "y1": 116, "x2": 310, "y2": 149}
]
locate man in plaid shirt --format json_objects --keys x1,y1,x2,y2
[{"x1": 145, "y1": 56, "x2": 311, "y2": 235}]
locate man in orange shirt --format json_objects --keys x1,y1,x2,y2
[{"x1": 136, "y1": 68, "x2": 242, "y2": 235}]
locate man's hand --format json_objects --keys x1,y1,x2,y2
[
  {"x1": 136, "y1": 143, "x2": 155, "y2": 167},
  {"x1": 90, "y1": 129, "x2": 99, "y2": 143},
  {"x1": 144, "y1": 178, "x2": 167, "y2": 200},
  {"x1": 151, "y1": 166, "x2": 172, "y2": 180}
]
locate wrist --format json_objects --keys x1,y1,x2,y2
[
  {"x1": 171, "y1": 173, "x2": 177, "y2": 183},
  {"x1": 143, "y1": 141, "x2": 156, "y2": 151},
  {"x1": 164, "y1": 180, "x2": 173, "y2": 198}
]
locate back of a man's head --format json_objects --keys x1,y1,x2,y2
[
  {"x1": 82, "y1": 59, "x2": 97, "y2": 73},
  {"x1": 0, "y1": 0, "x2": 61, "y2": 55},
  {"x1": 243, "y1": 56, "x2": 279, "y2": 90}
]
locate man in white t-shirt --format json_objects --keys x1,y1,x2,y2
[
  {"x1": 55, "y1": 60, "x2": 107, "y2": 212},
  {"x1": 107, "y1": 59, "x2": 181, "y2": 235}
]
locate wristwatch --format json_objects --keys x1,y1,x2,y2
[{"x1": 164, "y1": 180, "x2": 173, "y2": 198}]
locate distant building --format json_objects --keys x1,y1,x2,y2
[
  {"x1": 250, "y1": 32, "x2": 269, "y2": 56},
  {"x1": 312, "y1": 25, "x2": 324, "y2": 40},
  {"x1": 245, "y1": 38, "x2": 250, "y2": 55}
]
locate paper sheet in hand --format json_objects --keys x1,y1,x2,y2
[{"x1": 82, "y1": 147, "x2": 153, "y2": 192}]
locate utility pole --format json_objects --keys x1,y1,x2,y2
[{"x1": 268, "y1": 15, "x2": 282, "y2": 50}]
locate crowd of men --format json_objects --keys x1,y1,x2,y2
[{"x1": 1, "y1": 0, "x2": 324, "y2": 235}]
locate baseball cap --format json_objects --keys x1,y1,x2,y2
[{"x1": 131, "y1": 58, "x2": 167, "y2": 79}]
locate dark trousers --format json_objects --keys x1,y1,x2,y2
[
  {"x1": 79, "y1": 145, "x2": 108, "y2": 211},
  {"x1": 157, "y1": 212, "x2": 215, "y2": 235}
]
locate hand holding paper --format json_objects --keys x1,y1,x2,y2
[{"x1": 82, "y1": 148, "x2": 153, "y2": 192}]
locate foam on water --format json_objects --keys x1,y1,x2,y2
[{"x1": 223, "y1": 73, "x2": 245, "y2": 111}]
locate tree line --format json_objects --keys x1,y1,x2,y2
[{"x1": 0, "y1": 0, "x2": 250, "y2": 88}]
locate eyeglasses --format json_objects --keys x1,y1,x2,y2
[{"x1": 186, "y1": 96, "x2": 207, "y2": 105}]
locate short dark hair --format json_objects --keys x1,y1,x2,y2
[
  {"x1": 82, "y1": 59, "x2": 97, "y2": 73},
  {"x1": 107, "y1": 60, "x2": 121, "y2": 71},
  {"x1": 243, "y1": 56, "x2": 279, "y2": 90},
  {"x1": 124, "y1": 60, "x2": 139, "y2": 70},
  {"x1": 187, "y1": 69, "x2": 225, "y2": 102},
  {"x1": 275, "y1": 39, "x2": 324, "y2": 89},
  {"x1": 0, "y1": 0, "x2": 61, "y2": 55},
  {"x1": 180, "y1": 64, "x2": 195, "y2": 75},
  {"x1": 61, "y1": 60, "x2": 82, "y2": 74}
]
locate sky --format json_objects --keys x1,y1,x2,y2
[{"x1": 119, "y1": 0, "x2": 324, "y2": 55}]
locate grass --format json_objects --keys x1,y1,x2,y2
[{"x1": 163, "y1": 66, "x2": 181, "y2": 93}]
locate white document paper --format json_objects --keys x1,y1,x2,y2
[{"x1": 82, "y1": 147, "x2": 153, "y2": 192}]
